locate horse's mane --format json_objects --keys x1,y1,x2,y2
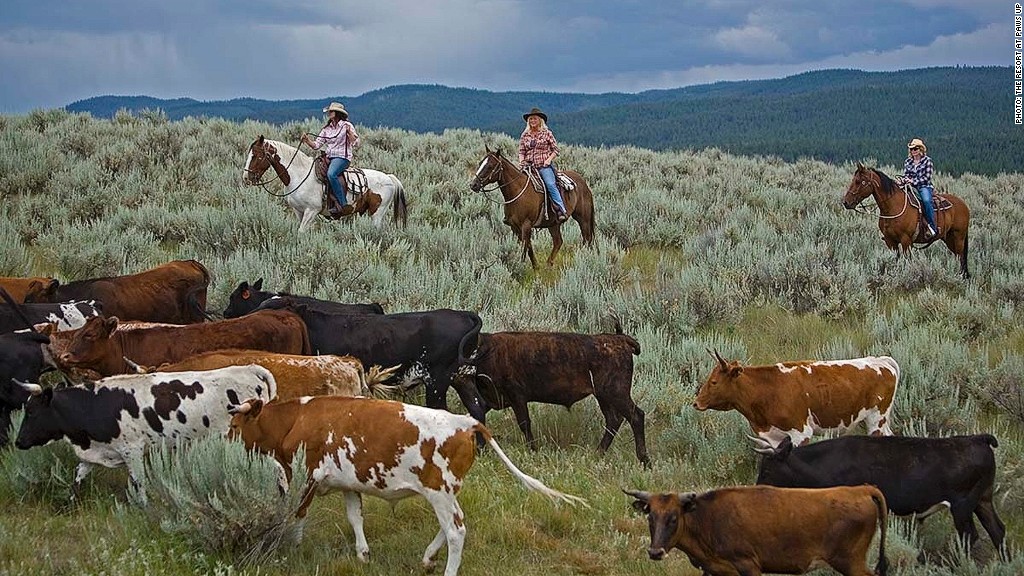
[{"x1": 870, "y1": 168, "x2": 898, "y2": 196}]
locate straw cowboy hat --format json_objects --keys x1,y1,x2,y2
[
  {"x1": 323, "y1": 102, "x2": 349, "y2": 119},
  {"x1": 907, "y1": 138, "x2": 927, "y2": 153},
  {"x1": 523, "y1": 107, "x2": 548, "y2": 122}
]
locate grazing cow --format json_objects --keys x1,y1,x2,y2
[
  {"x1": 257, "y1": 300, "x2": 482, "y2": 417},
  {"x1": 50, "y1": 309, "x2": 311, "y2": 377},
  {"x1": 25, "y1": 260, "x2": 211, "y2": 324},
  {"x1": 452, "y1": 327, "x2": 648, "y2": 465},
  {"x1": 223, "y1": 278, "x2": 384, "y2": 318},
  {"x1": 694, "y1": 351, "x2": 899, "y2": 447},
  {"x1": 0, "y1": 300, "x2": 103, "y2": 334},
  {"x1": 0, "y1": 276, "x2": 58, "y2": 303},
  {"x1": 626, "y1": 485, "x2": 888, "y2": 576},
  {"x1": 143, "y1": 349, "x2": 399, "y2": 400},
  {"x1": 0, "y1": 331, "x2": 53, "y2": 445},
  {"x1": 755, "y1": 434, "x2": 1005, "y2": 552},
  {"x1": 15, "y1": 365, "x2": 276, "y2": 491},
  {"x1": 228, "y1": 395, "x2": 584, "y2": 576}
]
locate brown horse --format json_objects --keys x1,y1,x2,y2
[
  {"x1": 842, "y1": 163, "x2": 970, "y2": 279},
  {"x1": 469, "y1": 147, "x2": 596, "y2": 267}
]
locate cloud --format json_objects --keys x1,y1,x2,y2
[{"x1": 713, "y1": 25, "x2": 792, "y2": 60}]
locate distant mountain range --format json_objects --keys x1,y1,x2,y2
[{"x1": 66, "y1": 67, "x2": 1018, "y2": 176}]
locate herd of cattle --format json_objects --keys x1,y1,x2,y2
[{"x1": 0, "y1": 259, "x2": 1009, "y2": 575}]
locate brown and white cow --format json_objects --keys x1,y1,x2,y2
[
  {"x1": 626, "y1": 485, "x2": 889, "y2": 576},
  {"x1": 228, "y1": 396, "x2": 585, "y2": 576},
  {"x1": 142, "y1": 350, "x2": 399, "y2": 400},
  {"x1": 694, "y1": 351, "x2": 899, "y2": 447},
  {"x1": 0, "y1": 277, "x2": 59, "y2": 303},
  {"x1": 50, "y1": 309, "x2": 311, "y2": 377},
  {"x1": 24, "y1": 260, "x2": 211, "y2": 324}
]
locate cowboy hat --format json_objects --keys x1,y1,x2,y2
[
  {"x1": 523, "y1": 107, "x2": 548, "y2": 122},
  {"x1": 323, "y1": 102, "x2": 349, "y2": 119},
  {"x1": 907, "y1": 138, "x2": 927, "y2": 153}
]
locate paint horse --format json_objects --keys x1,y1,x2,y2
[
  {"x1": 469, "y1": 147, "x2": 596, "y2": 267},
  {"x1": 843, "y1": 163, "x2": 970, "y2": 279},
  {"x1": 243, "y1": 136, "x2": 408, "y2": 232}
]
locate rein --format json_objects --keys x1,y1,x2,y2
[
  {"x1": 475, "y1": 155, "x2": 531, "y2": 205},
  {"x1": 851, "y1": 175, "x2": 910, "y2": 219},
  {"x1": 245, "y1": 138, "x2": 317, "y2": 197}
]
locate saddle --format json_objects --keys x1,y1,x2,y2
[
  {"x1": 901, "y1": 182, "x2": 952, "y2": 239},
  {"x1": 313, "y1": 152, "x2": 371, "y2": 217},
  {"x1": 524, "y1": 166, "x2": 577, "y2": 223}
]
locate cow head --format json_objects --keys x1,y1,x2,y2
[
  {"x1": 14, "y1": 383, "x2": 63, "y2": 450},
  {"x1": 624, "y1": 489, "x2": 697, "y2": 560},
  {"x1": 227, "y1": 397, "x2": 265, "y2": 448},
  {"x1": 223, "y1": 279, "x2": 265, "y2": 318},
  {"x1": 58, "y1": 316, "x2": 119, "y2": 369},
  {"x1": 693, "y1": 349, "x2": 743, "y2": 411},
  {"x1": 22, "y1": 279, "x2": 60, "y2": 303},
  {"x1": 753, "y1": 435, "x2": 795, "y2": 485}
]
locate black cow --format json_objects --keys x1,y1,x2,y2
[
  {"x1": 452, "y1": 327, "x2": 648, "y2": 465},
  {"x1": 0, "y1": 300, "x2": 103, "y2": 334},
  {"x1": 756, "y1": 434, "x2": 1006, "y2": 552},
  {"x1": 223, "y1": 279, "x2": 385, "y2": 318},
  {"x1": 0, "y1": 331, "x2": 53, "y2": 444},
  {"x1": 258, "y1": 300, "x2": 482, "y2": 417}
]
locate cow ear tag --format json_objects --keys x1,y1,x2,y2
[{"x1": 241, "y1": 289, "x2": 250, "y2": 300}]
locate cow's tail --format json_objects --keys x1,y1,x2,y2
[
  {"x1": 364, "y1": 364, "x2": 403, "y2": 399},
  {"x1": 473, "y1": 424, "x2": 588, "y2": 507},
  {"x1": 982, "y1": 433, "x2": 999, "y2": 449},
  {"x1": 870, "y1": 486, "x2": 889, "y2": 576},
  {"x1": 389, "y1": 174, "x2": 408, "y2": 228},
  {"x1": 185, "y1": 285, "x2": 216, "y2": 322},
  {"x1": 457, "y1": 312, "x2": 484, "y2": 365},
  {"x1": 609, "y1": 310, "x2": 640, "y2": 355}
]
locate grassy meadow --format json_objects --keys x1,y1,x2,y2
[{"x1": 1, "y1": 108, "x2": 1023, "y2": 575}]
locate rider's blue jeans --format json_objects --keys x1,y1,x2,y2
[
  {"x1": 538, "y1": 165, "x2": 566, "y2": 213},
  {"x1": 327, "y1": 157, "x2": 350, "y2": 206},
  {"x1": 919, "y1": 185, "x2": 936, "y2": 230}
]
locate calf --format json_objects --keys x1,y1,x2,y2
[
  {"x1": 0, "y1": 276, "x2": 58, "y2": 303},
  {"x1": 145, "y1": 349, "x2": 398, "y2": 400},
  {"x1": 755, "y1": 434, "x2": 1005, "y2": 552},
  {"x1": 228, "y1": 396, "x2": 584, "y2": 576},
  {"x1": 695, "y1": 351, "x2": 899, "y2": 447},
  {"x1": 626, "y1": 485, "x2": 888, "y2": 576},
  {"x1": 223, "y1": 278, "x2": 384, "y2": 318},
  {"x1": 25, "y1": 259, "x2": 211, "y2": 324},
  {"x1": 14, "y1": 365, "x2": 276, "y2": 491},
  {"x1": 51, "y1": 309, "x2": 311, "y2": 376},
  {"x1": 453, "y1": 327, "x2": 648, "y2": 465}
]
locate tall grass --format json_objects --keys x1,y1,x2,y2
[{"x1": 0, "y1": 109, "x2": 1022, "y2": 574}]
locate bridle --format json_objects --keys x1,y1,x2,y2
[
  {"x1": 848, "y1": 170, "x2": 909, "y2": 219},
  {"x1": 471, "y1": 153, "x2": 530, "y2": 205},
  {"x1": 243, "y1": 138, "x2": 317, "y2": 197}
]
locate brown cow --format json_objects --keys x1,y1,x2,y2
[
  {"x1": 50, "y1": 309, "x2": 311, "y2": 377},
  {"x1": 0, "y1": 277, "x2": 59, "y2": 303},
  {"x1": 452, "y1": 325, "x2": 648, "y2": 465},
  {"x1": 695, "y1": 352, "x2": 899, "y2": 448},
  {"x1": 142, "y1": 350, "x2": 399, "y2": 400},
  {"x1": 626, "y1": 485, "x2": 888, "y2": 576},
  {"x1": 228, "y1": 395, "x2": 584, "y2": 576},
  {"x1": 25, "y1": 260, "x2": 211, "y2": 324}
]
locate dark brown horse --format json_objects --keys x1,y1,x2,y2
[
  {"x1": 842, "y1": 163, "x2": 970, "y2": 279},
  {"x1": 469, "y1": 147, "x2": 596, "y2": 267}
]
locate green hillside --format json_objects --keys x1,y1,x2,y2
[{"x1": 65, "y1": 67, "x2": 1020, "y2": 176}]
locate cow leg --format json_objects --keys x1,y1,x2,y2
[
  {"x1": 627, "y1": 404, "x2": 649, "y2": 467},
  {"x1": 422, "y1": 493, "x2": 466, "y2": 576},
  {"x1": 509, "y1": 400, "x2": 536, "y2": 450},
  {"x1": 950, "y1": 500, "x2": 981, "y2": 547},
  {"x1": 595, "y1": 397, "x2": 625, "y2": 455},
  {"x1": 974, "y1": 499, "x2": 1006, "y2": 551},
  {"x1": 295, "y1": 478, "x2": 319, "y2": 519},
  {"x1": 72, "y1": 462, "x2": 95, "y2": 501},
  {"x1": 344, "y1": 491, "x2": 370, "y2": 561}
]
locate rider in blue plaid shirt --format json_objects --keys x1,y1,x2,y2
[{"x1": 903, "y1": 138, "x2": 937, "y2": 237}]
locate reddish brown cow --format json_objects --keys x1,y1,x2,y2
[
  {"x1": 626, "y1": 485, "x2": 889, "y2": 576},
  {"x1": 145, "y1": 350, "x2": 399, "y2": 400},
  {"x1": 51, "y1": 309, "x2": 311, "y2": 376},
  {"x1": 25, "y1": 260, "x2": 211, "y2": 324},
  {"x1": 0, "y1": 277, "x2": 59, "y2": 303}
]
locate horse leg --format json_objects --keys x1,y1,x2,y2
[
  {"x1": 547, "y1": 226, "x2": 564, "y2": 267},
  {"x1": 298, "y1": 208, "x2": 319, "y2": 233},
  {"x1": 945, "y1": 230, "x2": 970, "y2": 279},
  {"x1": 516, "y1": 224, "x2": 538, "y2": 268}
]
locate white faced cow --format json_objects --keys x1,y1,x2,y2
[
  {"x1": 15, "y1": 365, "x2": 276, "y2": 495},
  {"x1": 695, "y1": 351, "x2": 899, "y2": 447}
]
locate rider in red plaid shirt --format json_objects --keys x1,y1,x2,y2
[{"x1": 903, "y1": 138, "x2": 937, "y2": 237}]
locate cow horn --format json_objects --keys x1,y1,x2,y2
[
  {"x1": 123, "y1": 356, "x2": 146, "y2": 374},
  {"x1": 747, "y1": 434, "x2": 773, "y2": 449},
  {"x1": 709, "y1": 348, "x2": 727, "y2": 369},
  {"x1": 15, "y1": 379, "x2": 43, "y2": 396},
  {"x1": 622, "y1": 488, "x2": 651, "y2": 503}
]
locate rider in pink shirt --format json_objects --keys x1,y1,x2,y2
[{"x1": 302, "y1": 102, "x2": 360, "y2": 217}]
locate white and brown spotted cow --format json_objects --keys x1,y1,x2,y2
[
  {"x1": 14, "y1": 365, "x2": 276, "y2": 493},
  {"x1": 694, "y1": 351, "x2": 899, "y2": 447},
  {"x1": 228, "y1": 395, "x2": 585, "y2": 576}
]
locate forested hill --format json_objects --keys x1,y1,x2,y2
[{"x1": 66, "y1": 66, "x2": 1019, "y2": 176}]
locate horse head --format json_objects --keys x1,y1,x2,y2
[
  {"x1": 841, "y1": 163, "x2": 881, "y2": 209},
  {"x1": 242, "y1": 135, "x2": 279, "y2": 185},
  {"x1": 469, "y1": 146, "x2": 505, "y2": 192}
]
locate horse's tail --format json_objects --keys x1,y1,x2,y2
[
  {"x1": 587, "y1": 185, "x2": 598, "y2": 252},
  {"x1": 389, "y1": 174, "x2": 408, "y2": 228}
]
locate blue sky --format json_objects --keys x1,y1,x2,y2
[{"x1": 0, "y1": 0, "x2": 1006, "y2": 113}]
